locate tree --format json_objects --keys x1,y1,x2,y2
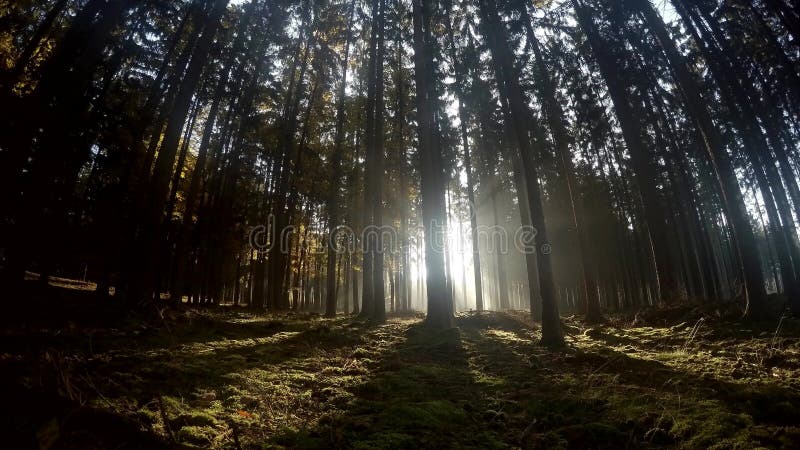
[
  {"x1": 477, "y1": 0, "x2": 563, "y2": 346},
  {"x1": 412, "y1": 0, "x2": 453, "y2": 329},
  {"x1": 325, "y1": 0, "x2": 357, "y2": 318},
  {"x1": 630, "y1": 0, "x2": 768, "y2": 314}
]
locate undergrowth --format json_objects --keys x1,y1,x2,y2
[{"x1": 2, "y1": 305, "x2": 799, "y2": 449}]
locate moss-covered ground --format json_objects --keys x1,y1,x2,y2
[{"x1": 2, "y1": 300, "x2": 800, "y2": 449}]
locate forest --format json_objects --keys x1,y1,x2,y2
[{"x1": 1, "y1": 0, "x2": 800, "y2": 448}]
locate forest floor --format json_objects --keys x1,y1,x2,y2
[{"x1": 3, "y1": 288, "x2": 800, "y2": 449}]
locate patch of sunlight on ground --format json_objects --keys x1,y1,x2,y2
[{"x1": 6, "y1": 310, "x2": 800, "y2": 448}]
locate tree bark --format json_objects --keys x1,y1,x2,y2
[
  {"x1": 325, "y1": 0, "x2": 356, "y2": 318},
  {"x1": 412, "y1": 0, "x2": 454, "y2": 329},
  {"x1": 131, "y1": 0, "x2": 229, "y2": 303},
  {"x1": 478, "y1": 0, "x2": 563, "y2": 345},
  {"x1": 518, "y1": 1, "x2": 600, "y2": 322}
]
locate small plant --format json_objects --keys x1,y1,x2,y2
[{"x1": 682, "y1": 317, "x2": 705, "y2": 351}]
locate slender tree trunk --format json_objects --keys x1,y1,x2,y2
[
  {"x1": 267, "y1": 1, "x2": 313, "y2": 311},
  {"x1": 359, "y1": 0, "x2": 380, "y2": 319},
  {"x1": 478, "y1": 0, "x2": 563, "y2": 346},
  {"x1": 131, "y1": 0, "x2": 229, "y2": 303},
  {"x1": 325, "y1": 0, "x2": 356, "y2": 318},
  {"x1": 519, "y1": 2, "x2": 600, "y2": 322},
  {"x1": 444, "y1": 5, "x2": 484, "y2": 312},
  {"x1": 343, "y1": 251, "x2": 352, "y2": 315},
  {"x1": 637, "y1": 0, "x2": 767, "y2": 314},
  {"x1": 371, "y1": 0, "x2": 387, "y2": 322},
  {"x1": 490, "y1": 189, "x2": 510, "y2": 311},
  {"x1": 575, "y1": 0, "x2": 678, "y2": 305}
]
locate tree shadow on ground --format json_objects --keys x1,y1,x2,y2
[
  {"x1": 1, "y1": 283, "x2": 326, "y2": 355},
  {"x1": 458, "y1": 313, "x2": 800, "y2": 449},
  {"x1": 274, "y1": 312, "x2": 800, "y2": 449},
  {"x1": 2, "y1": 315, "x2": 367, "y2": 449},
  {"x1": 6, "y1": 309, "x2": 800, "y2": 449},
  {"x1": 273, "y1": 321, "x2": 509, "y2": 449}
]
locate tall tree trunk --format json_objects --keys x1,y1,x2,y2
[
  {"x1": 575, "y1": 0, "x2": 678, "y2": 305},
  {"x1": 412, "y1": 0, "x2": 454, "y2": 328},
  {"x1": 490, "y1": 188, "x2": 510, "y2": 311},
  {"x1": 131, "y1": 0, "x2": 229, "y2": 303},
  {"x1": 394, "y1": 0, "x2": 412, "y2": 313},
  {"x1": 635, "y1": 0, "x2": 767, "y2": 314},
  {"x1": 325, "y1": 0, "x2": 356, "y2": 318},
  {"x1": 371, "y1": 0, "x2": 387, "y2": 322},
  {"x1": 359, "y1": 0, "x2": 382, "y2": 320},
  {"x1": 267, "y1": 1, "x2": 313, "y2": 311},
  {"x1": 478, "y1": 0, "x2": 563, "y2": 346},
  {"x1": 518, "y1": 2, "x2": 600, "y2": 322},
  {"x1": 444, "y1": 2, "x2": 484, "y2": 312}
]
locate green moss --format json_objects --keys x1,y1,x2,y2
[
  {"x1": 176, "y1": 425, "x2": 217, "y2": 446},
  {"x1": 172, "y1": 411, "x2": 219, "y2": 428},
  {"x1": 471, "y1": 369, "x2": 506, "y2": 387},
  {"x1": 160, "y1": 395, "x2": 187, "y2": 415},
  {"x1": 385, "y1": 400, "x2": 467, "y2": 429},
  {"x1": 13, "y1": 310, "x2": 800, "y2": 449},
  {"x1": 357, "y1": 365, "x2": 457, "y2": 401},
  {"x1": 351, "y1": 347, "x2": 371, "y2": 358},
  {"x1": 133, "y1": 407, "x2": 158, "y2": 424},
  {"x1": 670, "y1": 400, "x2": 754, "y2": 448}
]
